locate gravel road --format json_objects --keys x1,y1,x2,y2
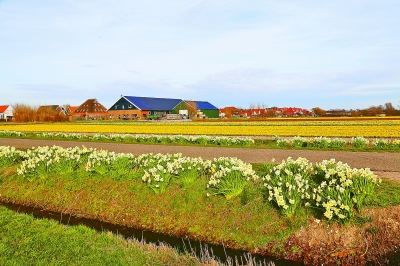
[{"x1": 1, "y1": 138, "x2": 399, "y2": 180}]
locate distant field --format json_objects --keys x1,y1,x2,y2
[{"x1": 1, "y1": 118, "x2": 400, "y2": 137}]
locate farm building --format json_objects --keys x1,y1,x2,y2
[
  {"x1": 108, "y1": 96, "x2": 183, "y2": 120},
  {"x1": 0, "y1": 105, "x2": 13, "y2": 121},
  {"x1": 73, "y1": 99, "x2": 108, "y2": 120},
  {"x1": 108, "y1": 96, "x2": 219, "y2": 120},
  {"x1": 68, "y1": 106, "x2": 78, "y2": 114},
  {"x1": 185, "y1": 100, "x2": 219, "y2": 118}
]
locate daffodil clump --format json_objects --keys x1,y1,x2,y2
[
  {"x1": 0, "y1": 146, "x2": 23, "y2": 167},
  {"x1": 312, "y1": 160, "x2": 356, "y2": 222},
  {"x1": 17, "y1": 146, "x2": 93, "y2": 181},
  {"x1": 85, "y1": 149, "x2": 135, "y2": 180},
  {"x1": 311, "y1": 159, "x2": 381, "y2": 223},
  {"x1": 274, "y1": 136, "x2": 346, "y2": 149},
  {"x1": 172, "y1": 156, "x2": 207, "y2": 187},
  {"x1": 262, "y1": 157, "x2": 313, "y2": 216},
  {"x1": 262, "y1": 157, "x2": 382, "y2": 223},
  {"x1": 140, "y1": 153, "x2": 184, "y2": 194},
  {"x1": 350, "y1": 136, "x2": 369, "y2": 148},
  {"x1": 0, "y1": 130, "x2": 26, "y2": 137},
  {"x1": 372, "y1": 138, "x2": 400, "y2": 149},
  {"x1": 349, "y1": 167, "x2": 381, "y2": 211},
  {"x1": 206, "y1": 157, "x2": 258, "y2": 199},
  {"x1": 36, "y1": 132, "x2": 86, "y2": 140}
]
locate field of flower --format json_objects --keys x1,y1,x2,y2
[{"x1": 0, "y1": 119, "x2": 400, "y2": 137}]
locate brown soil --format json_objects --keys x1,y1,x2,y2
[
  {"x1": 280, "y1": 205, "x2": 400, "y2": 265},
  {"x1": 1, "y1": 138, "x2": 399, "y2": 182}
]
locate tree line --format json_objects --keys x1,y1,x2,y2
[
  {"x1": 312, "y1": 102, "x2": 400, "y2": 117},
  {"x1": 12, "y1": 103, "x2": 70, "y2": 123},
  {"x1": 7, "y1": 101, "x2": 400, "y2": 123}
]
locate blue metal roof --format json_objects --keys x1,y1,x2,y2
[
  {"x1": 189, "y1": 101, "x2": 218, "y2": 110},
  {"x1": 124, "y1": 96, "x2": 183, "y2": 111}
]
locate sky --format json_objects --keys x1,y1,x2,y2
[{"x1": 1, "y1": 0, "x2": 399, "y2": 110}]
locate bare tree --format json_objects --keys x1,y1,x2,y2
[
  {"x1": 312, "y1": 107, "x2": 326, "y2": 117},
  {"x1": 385, "y1": 102, "x2": 395, "y2": 116},
  {"x1": 12, "y1": 103, "x2": 37, "y2": 122},
  {"x1": 185, "y1": 101, "x2": 198, "y2": 119}
]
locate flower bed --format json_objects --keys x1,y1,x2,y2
[
  {"x1": 1, "y1": 119, "x2": 400, "y2": 137},
  {"x1": 274, "y1": 135, "x2": 400, "y2": 150},
  {"x1": 1, "y1": 145, "x2": 381, "y2": 223}
]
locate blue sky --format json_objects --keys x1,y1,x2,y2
[{"x1": 1, "y1": 1, "x2": 399, "y2": 110}]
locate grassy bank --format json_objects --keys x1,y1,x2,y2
[
  {"x1": 0, "y1": 205, "x2": 214, "y2": 265},
  {"x1": 0, "y1": 167, "x2": 300, "y2": 253},
  {"x1": 1, "y1": 155, "x2": 400, "y2": 265}
]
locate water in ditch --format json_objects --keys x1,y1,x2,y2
[{"x1": 0, "y1": 201, "x2": 299, "y2": 266}]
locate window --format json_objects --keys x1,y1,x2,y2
[
  {"x1": 115, "y1": 105, "x2": 118, "y2": 109},
  {"x1": 128, "y1": 105, "x2": 132, "y2": 109},
  {"x1": 122, "y1": 105, "x2": 125, "y2": 109}
]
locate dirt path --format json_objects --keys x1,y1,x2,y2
[{"x1": 1, "y1": 138, "x2": 399, "y2": 181}]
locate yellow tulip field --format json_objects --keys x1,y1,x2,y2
[{"x1": 0, "y1": 119, "x2": 399, "y2": 137}]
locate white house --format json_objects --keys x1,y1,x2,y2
[{"x1": 0, "y1": 105, "x2": 13, "y2": 121}]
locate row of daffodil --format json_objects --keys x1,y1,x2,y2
[
  {"x1": 0, "y1": 145, "x2": 255, "y2": 198},
  {"x1": 1, "y1": 145, "x2": 381, "y2": 222},
  {"x1": 274, "y1": 136, "x2": 400, "y2": 149},
  {"x1": 0, "y1": 130, "x2": 254, "y2": 147},
  {"x1": 263, "y1": 157, "x2": 381, "y2": 223}
]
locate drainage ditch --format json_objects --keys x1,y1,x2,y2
[{"x1": 0, "y1": 201, "x2": 298, "y2": 266}]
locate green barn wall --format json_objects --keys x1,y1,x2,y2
[{"x1": 201, "y1": 109, "x2": 219, "y2": 118}]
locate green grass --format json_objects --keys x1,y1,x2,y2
[
  {"x1": 363, "y1": 179, "x2": 400, "y2": 207},
  {"x1": 0, "y1": 205, "x2": 203, "y2": 266}
]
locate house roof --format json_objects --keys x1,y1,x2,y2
[
  {"x1": 69, "y1": 106, "x2": 78, "y2": 113},
  {"x1": 37, "y1": 105, "x2": 63, "y2": 112},
  {"x1": 74, "y1": 99, "x2": 107, "y2": 114},
  {"x1": 0, "y1": 105, "x2": 10, "y2": 113},
  {"x1": 124, "y1": 96, "x2": 183, "y2": 111},
  {"x1": 187, "y1": 101, "x2": 218, "y2": 110}
]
